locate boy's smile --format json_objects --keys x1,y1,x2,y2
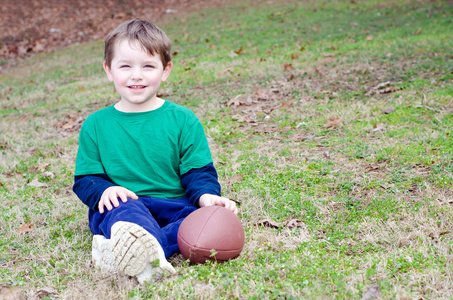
[{"x1": 103, "y1": 39, "x2": 172, "y2": 112}]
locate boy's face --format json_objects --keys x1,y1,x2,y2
[{"x1": 103, "y1": 39, "x2": 172, "y2": 111}]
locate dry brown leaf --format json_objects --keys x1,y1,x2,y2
[
  {"x1": 254, "y1": 90, "x2": 270, "y2": 101},
  {"x1": 41, "y1": 171, "x2": 55, "y2": 179},
  {"x1": 234, "y1": 47, "x2": 243, "y2": 55},
  {"x1": 382, "y1": 107, "x2": 395, "y2": 114},
  {"x1": 38, "y1": 163, "x2": 51, "y2": 172},
  {"x1": 281, "y1": 99, "x2": 295, "y2": 108},
  {"x1": 284, "y1": 219, "x2": 304, "y2": 228},
  {"x1": 37, "y1": 287, "x2": 58, "y2": 297},
  {"x1": 225, "y1": 174, "x2": 244, "y2": 186},
  {"x1": 378, "y1": 86, "x2": 402, "y2": 94},
  {"x1": 376, "y1": 81, "x2": 391, "y2": 89},
  {"x1": 218, "y1": 68, "x2": 233, "y2": 75},
  {"x1": 17, "y1": 223, "x2": 34, "y2": 235},
  {"x1": 361, "y1": 284, "x2": 380, "y2": 300},
  {"x1": 255, "y1": 218, "x2": 281, "y2": 229},
  {"x1": 228, "y1": 51, "x2": 238, "y2": 58},
  {"x1": 324, "y1": 118, "x2": 341, "y2": 129},
  {"x1": 28, "y1": 179, "x2": 47, "y2": 188},
  {"x1": 62, "y1": 119, "x2": 76, "y2": 129},
  {"x1": 364, "y1": 160, "x2": 387, "y2": 172},
  {"x1": 0, "y1": 286, "x2": 24, "y2": 300},
  {"x1": 283, "y1": 63, "x2": 293, "y2": 70},
  {"x1": 289, "y1": 133, "x2": 311, "y2": 141},
  {"x1": 226, "y1": 95, "x2": 243, "y2": 107}
]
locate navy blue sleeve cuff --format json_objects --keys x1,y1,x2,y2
[
  {"x1": 180, "y1": 163, "x2": 221, "y2": 206},
  {"x1": 73, "y1": 174, "x2": 116, "y2": 211}
]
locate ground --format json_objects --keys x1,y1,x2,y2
[{"x1": 0, "y1": 0, "x2": 224, "y2": 70}]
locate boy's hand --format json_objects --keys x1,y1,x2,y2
[
  {"x1": 198, "y1": 194, "x2": 238, "y2": 215},
  {"x1": 99, "y1": 186, "x2": 138, "y2": 214}
]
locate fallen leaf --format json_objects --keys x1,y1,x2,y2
[
  {"x1": 172, "y1": 50, "x2": 179, "y2": 56},
  {"x1": 37, "y1": 287, "x2": 59, "y2": 297},
  {"x1": 324, "y1": 118, "x2": 341, "y2": 129},
  {"x1": 28, "y1": 179, "x2": 47, "y2": 188},
  {"x1": 38, "y1": 163, "x2": 51, "y2": 172},
  {"x1": 41, "y1": 171, "x2": 55, "y2": 179},
  {"x1": 254, "y1": 90, "x2": 270, "y2": 101},
  {"x1": 364, "y1": 160, "x2": 387, "y2": 172},
  {"x1": 361, "y1": 284, "x2": 380, "y2": 300},
  {"x1": 365, "y1": 35, "x2": 374, "y2": 41},
  {"x1": 45, "y1": 82, "x2": 54, "y2": 92},
  {"x1": 33, "y1": 41, "x2": 45, "y2": 52},
  {"x1": 382, "y1": 107, "x2": 395, "y2": 114},
  {"x1": 218, "y1": 68, "x2": 233, "y2": 75},
  {"x1": 62, "y1": 119, "x2": 75, "y2": 129},
  {"x1": 234, "y1": 47, "x2": 243, "y2": 55},
  {"x1": 228, "y1": 51, "x2": 238, "y2": 59},
  {"x1": 284, "y1": 219, "x2": 304, "y2": 228},
  {"x1": 289, "y1": 133, "x2": 310, "y2": 141},
  {"x1": 17, "y1": 223, "x2": 34, "y2": 235},
  {"x1": 225, "y1": 174, "x2": 244, "y2": 186},
  {"x1": 283, "y1": 63, "x2": 293, "y2": 70},
  {"x1": 226, "y1": 95, "x2": 244, "y2": 107},
  {"x1": 323, "y1": 151, "x2": 331, "y2": 159},
  {"x1": 0, "y1": 286, "x2": 23, "y2": 300},
  {"x1": 255, "y1": 218, "x2": 281, "y2": 229},
  {"x1": 290, "y1": 53, "x2": 299, "y2": 60},
  {"x1": 281, "y1": 99, "x2": 295, "y2": 108},
  {"x1": 376, "y1": 81, "x2": 392, "y2": 89}
]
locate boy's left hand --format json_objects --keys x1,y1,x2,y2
[{"x1": 199, "y1": 194, "x2": 238, "y2": 215}]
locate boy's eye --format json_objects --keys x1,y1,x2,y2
[
  {"x1": 144, "y1": 65, "x2": 155, "y2": 69},
  {"x1": 120, "y1": 65, "x2": 130, "y2": 68}
]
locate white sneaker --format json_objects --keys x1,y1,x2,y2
[
  {"x1": 92, "y1": 234, "x2": 118, "y2": 273},
  {"x1": 110, "y1": 221, "x2": 176, "y2": 283}
]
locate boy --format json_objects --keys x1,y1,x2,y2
[{"x1": 73, "y1": 19, "x2": 238, "y2": 283}]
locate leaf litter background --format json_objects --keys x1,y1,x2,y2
[{"x1": 0, "y1": 0, "x2": 224, "y2": 70}]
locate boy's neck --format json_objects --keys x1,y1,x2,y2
[{"x1": 114, "y1": 98, "x2": 165, "y2": 113}]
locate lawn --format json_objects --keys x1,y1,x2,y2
[{"x1": 1, "y1": 0, "x2": 453, "y2": 298}]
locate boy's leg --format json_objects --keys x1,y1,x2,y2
[
  {"x1": 146, "y1": 197, "x2": 198, "y2": 257},
  {"x1": 89, "y1": 198, "x2": 170, "y2": 254},
  {"x1": 89, "y1": 198, "x2": 175, "y2": 278}
]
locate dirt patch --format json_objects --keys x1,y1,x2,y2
[{"x1": 0, "y1": 0, "x2": 227, "y2": 70}]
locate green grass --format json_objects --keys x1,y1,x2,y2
[{"x1": 1, "y1": 0, "x2": 453, "y2": 298}]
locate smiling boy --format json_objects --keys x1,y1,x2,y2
[{"x1": 73, "y1": 19, "x2": 237, "y2": 283}]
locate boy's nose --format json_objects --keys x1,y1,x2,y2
[{"x1": 131, "y1": 67, "x2": 143, "y2": 80}]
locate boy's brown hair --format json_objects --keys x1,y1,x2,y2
[{"x1": 104, "y1": 19, "x2": 172, "y2": 68}]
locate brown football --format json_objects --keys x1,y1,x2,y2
[{"x1": 177, "y1": 205, "x2": 245, "y2": 264}]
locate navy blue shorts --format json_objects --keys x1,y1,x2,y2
[{"x1": 88, "y1": 197, "x2": 198, "y2": 258}]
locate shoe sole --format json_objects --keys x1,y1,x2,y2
[{"x1": 111, "y1": 221, "x2": 160, "y2": 276}]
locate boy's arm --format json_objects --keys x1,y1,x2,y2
[
  {"x1": 73, "y1": 174, "x2": 138, "y2": 213},
  {"x1": 73, "y1": 174, "x2": 116, "y2": 211},
  {"x1": 180, "y1": 163, "x2": 221, "y2": 205},
  {"x1": 180, "y1": 163, "x2": 238, "y2": 214}
]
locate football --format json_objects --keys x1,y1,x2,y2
[{"x1": 177, "y1": 205, "x2": 245, "y2": 264}]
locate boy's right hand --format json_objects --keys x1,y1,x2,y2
[{"x1": 98, "y1": 186, "x2": 139, "y2": 214}]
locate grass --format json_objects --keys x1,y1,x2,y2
[{"x1": 1, "y1": 0, "x2": 453, "y2": 298}]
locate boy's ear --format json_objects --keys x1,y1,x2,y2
[
  {"x1": 161, "y1": 61, "x2": 173, "y2": 82},
  {"x1": 103, "y1": 61, "x2": 114, "y2": 82}
]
